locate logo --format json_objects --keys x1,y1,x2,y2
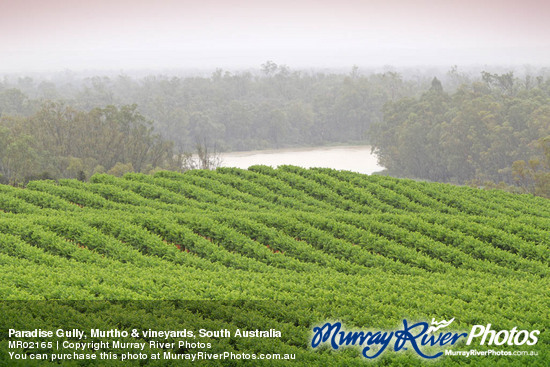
[
  {"x1": 426, "y1": 318, "x2": 455, "y2": 334},
  {"x1": 467, "y1": 324, "x2": 539, "y2": 346},
  {"x1": 310, "y1": 318, "x2": 540, "y2": 359}
]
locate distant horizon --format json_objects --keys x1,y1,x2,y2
[
  {"x1": 1, "y1": 62, "x2": 548, "y2": 79},
  {"x1": 1, "y1": 48, "x2": 548, "y2": 75},
  {"x1": 2, "y1": 0, "x2": 548, "y2": 74}
]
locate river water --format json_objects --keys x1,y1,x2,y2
[{"x1": 220, "y1": 145, "x2": 383, "y2": 175}]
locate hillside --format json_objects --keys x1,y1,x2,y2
[{"x1": 0, "y1": 166, "x2": 548, "y2": 366}]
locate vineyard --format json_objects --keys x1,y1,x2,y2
[{"x1": 0, "y1": 166, "x2": 548, "y2": 366}]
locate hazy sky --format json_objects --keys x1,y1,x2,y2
[{"x1": 1, "y1": 0, "x2": 549, "y2": 72}]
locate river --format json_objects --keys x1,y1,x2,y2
[{"x1": 219, "y1": 145, "x2": 383, "y2": 175}]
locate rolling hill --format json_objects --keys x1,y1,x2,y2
[{"x1": 0, "y1": 166, "x2": 548, "y2": 366}]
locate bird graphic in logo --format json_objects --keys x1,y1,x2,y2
[{"x1": 426, "y1": 318, "x2": 455, "y2": 334}]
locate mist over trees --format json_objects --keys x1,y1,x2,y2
[
  {"x1": 1, "y1": 64, "x2": 549, "y2": 197},
  {"x1": 0, "y1": 63, "x2": 421, "y2": 184},
  {"x1": 0, "y1": 103, "x2": 177, "y2": 184},
  {"x1": 1, "y1": 63, "x2": 423, "y2": 152},
  {"x1": 371, "y1": 72, "x2": 550, "y2": 197}
]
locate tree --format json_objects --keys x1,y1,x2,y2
[
  {"x1": 0, "y1": 102, "x2": 177, "y2": 185},
  {"x1": 512, "y1": 137, "x2": 550, "y2": 198},
  {"x1": 430, "y1": 77, "x2": 443, "y2": 93},
  {"x1": 174, "y1": 142, "x2": 223, "y2": 171},
  {"x1": 261, "y1": 61, "x2": 278, "y2": 76}
]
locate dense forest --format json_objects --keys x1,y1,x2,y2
[
  {"x1": 1, "y1": 64, "x2": 549, "y2": 197},
  {"x1": 0, "y1": 63, "x2": 422, "y2": 184},
  {"x1": 371, "y1": 72, "x2": 550, "y2": 197},
  {"x1": 0, "y1": 102, "x2": 184, "y2": 183},
  {"x1": 0, "y1": 63, "x2": 423, "y2": 151}
]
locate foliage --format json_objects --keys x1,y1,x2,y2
[
  {"x1": 370, "y1": 72, "x2": 550, "y2": 197},
  {"x1": 0, "y1": 168, "x2": 548, "y2": 365},
  {"x1": 0, "y1": 64, "x2": 422, "y2": 152},
  {"x1": 0, "y1": 103, "x2": 176, "y2": 184}
]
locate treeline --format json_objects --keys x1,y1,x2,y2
[
  {"x1": 0, "y1": 103, "x2": 178, "y2": 184},
  {"x1": 1, "y1": 63, "x2": 422, "y2": 151},
  {"x1": 371, "y1": 73, "x2": 550, "y2": 197},
  {"x1": 2, "y1": 65, "x2": 550, "y2": 197}
]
